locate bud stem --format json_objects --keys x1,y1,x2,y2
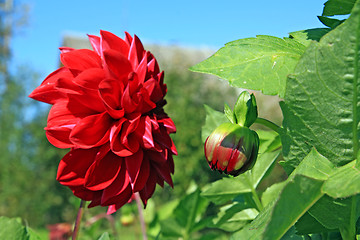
[{"x1": 254, "y1": 118, "x2": 281, "y2": 134}]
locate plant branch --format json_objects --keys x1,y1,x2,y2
[
  {"x1": 255, "y1": 117, "x2": 281, "y2": 134},
  {"x1": 135, "y1": 192, "x2": 148, "y2": 240},
  {"x1": 72, "y1": 200, "x2": 85, "y2": 240}
]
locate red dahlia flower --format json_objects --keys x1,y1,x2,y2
[{"x1": 29, "y1": 30, "x2": 177, "y2": 214}]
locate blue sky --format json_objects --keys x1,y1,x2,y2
[{"x1": 12, "y1": 0, "x2": 326, "y2": 79}]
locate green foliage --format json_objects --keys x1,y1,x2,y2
[
  {"x1": 322, "y1": 0, "x2": 356, "y2": 16},
  {"x1": 192, "y1": 0, "x2": 360, "y2": 239},
  {"x1": 190, "y1": 35, "x2": 307, "y2": 98},
  {"x1": 0, "y1": 216, "x2": 41, "y2": 240},
  {"x1": 280, "y1": 0, "x2": 360, "y2": 173}
]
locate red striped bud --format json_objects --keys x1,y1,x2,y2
[{"x1": 204, "y1": 122, "x2": 259, "y2": 176}]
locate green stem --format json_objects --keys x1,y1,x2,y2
[
  {"x1": 255, "y1": 118, "x2": 281, "y2": 134},
  {"x1": 340, "y1": 195, "x2": 357, "y2": 240},
  {"x1": 72, "y1": 200, "x2": 85, "y2": 240},
  {"x1": 245, "y1": 174, "x2": 263, "y2": 211}
]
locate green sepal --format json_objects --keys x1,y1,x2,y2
[
  {"x1": 233, "y1": 91, "x2": 258, "y2": 127},
  {"x1": 224, "y1": 103, "x2": 236, "y2": 123}
]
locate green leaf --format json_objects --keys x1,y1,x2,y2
[
  {"x1": 231, "y1": 175, "x2": 324, "y2": 240},
  {"x1": 190, "y1": 35, "x2": 306, "y2": 98},
  {"x1": 261, "y1": 181, "x2": 287, "y2": 207},
  {"x1": 322, "y1": 0, "x2": 356, "y2": 16},
  {"x1": 280, "y1": 0, "x2": 360, "y2": 172},
  {"x1": 160, "y1": 218, "x2": 184, "y2": 238},
  {"x1": 201, "y1": 104, "x2": 228, "y2": 143},
  {"x1": 249, "y1": 150, "x2": 280, "y2": 188},
  {"x1": 280, "y1": 226, "x2": 307, "y2": 240},
  {"x1": 289, "y1": 148, "x2": 335, "y2": 181},
  {"x1": 213, "y1": 202, "x2": 256, "y2": 228},
  {"x1": 318, "y1": 16, "x2": 345, "y2": 29},
  {"x1": 98, "y1": 232, "x2": 110, "y2": 240},
  {"x1": 233, "y1": 91, "x2": 257, "y2": 127},
  {"x1": 174, "y1": 189, "x2": 209, "y2": 234},
  {"x1": 262, "y1": 175, "x2": 324, "y2": 240},
  {"x1": 295, "y1": 212, "x2": 336, "y2": 234},
  {"x1": 308, "y1": 195, "x2": 354, "y2": 230},
  {"x1": 201, "y1": 177, "x2": 252, "y2": 204},
  {"x1": 322, "y1": 160, "x2": 360, "y2": 198},
  {"x1": 0, "y1": 216, "x2": 28, "y2": 240},
  {"x1": 289, "y1": 28, "x2": 331, "y2": 47},
  {"x1": 224, "y1": 103, "x2": 235, "y2": 123}
]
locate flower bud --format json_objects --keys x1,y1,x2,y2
[{"x1": 204, "y1": 122, "x2": 259, "y2": 176}]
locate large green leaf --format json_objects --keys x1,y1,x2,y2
[
  {"x1": 262, "y1": 175, "x2": 324, "y2": 240},
  {"x1": 322, "y1": 0, "x2": 356, "y2": 16},
  {"x1": 231, "y1": 149, "x2": 332, "y2": 239},
  {"x1": 280, "y1": 0, "x2": 360, "y2": 173},
  {"x1": 190, "y1": 35, "x2": 306, "y2": 98},
  {"x1": 230, "y1": 175, "x2": 324, "y2": 240},
  {"x1": 322, "y1": 160, "x2": 360, "y2": 198},
  {"x1": 295, "y1": 212, "x2": 336, "y2": 234},
  {"x1": 308, "y1": 195, "x2": 354, "y2": 230}
]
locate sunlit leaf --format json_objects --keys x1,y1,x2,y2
[
  {"x1": 322, "y1": 160, "x2": 360, "y2": 198},
  {"x1": 190, "y1": 35, "x2": 307, "y2": 98},
  {"x1": 280, "y1": 0, "x2": 360, "y2": 173}
]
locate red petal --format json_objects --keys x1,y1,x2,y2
[
  {"x1": 87, "y1": 191, "x2": 103, "y2": 208},
  {"x1": 28, "y1": 67, "x2": 71, "y2": 104},
  {"x1": 57, "y1": 148, "x2": 98, "y2": 186},
  {"x1": 101, "y1": 161, "x2": 132, "y2": 205},
  {"x1": 70, "y1": 112, "x2": 112, "y2": 148},
  {"x1": 69, "y1": 185, "x2": 97, "y2": 201},
  {"x1": 110, "y1": 120, "x2": 134, "y2": 157},
  {"x1": 136, "y1": 54, "x2": 148, "y2": 84},
  {"x1": 152, "y1": 161, "x2": 173, "y2": 187},
  {"x1": 88, "y1": 34, "x2": 101, "y2": 56},
  {"x1": 139, "y1": 169, "x2": 157, "y2": 205},
  {"x1": 59, "y1": 47, "x2": 75, "y2": 54},
  {"x1": 125, "y1": 150, "x2": 143, "y2": 183},
  {"x1": 103, "y1": 49, "x2": 132, "y2": 81},
  {"x1": 147, "y1": 150, "x2": 167, "y2": 164},
  {"x1": 61, "y1": 49, "x2": 102, "y2": 71},
  {"x1": 133, "y1": 156, "x2": 150, "y2": 192},
  {"x1": 66, "y1": 90, "x2": 105, "y2": 113},
  {"x1": 99, "y1": 79, "x2": 125, "y2": 119},
  {"x1": 73, "y1": 68, "x2": 106, "y2": 89},
  {"x1": 45, "y1": 127, "x2": 74, "y2": 148},
  {"x1": 158, "y1": 117, "x2": 176, "y2": 134},
  {"x1": 125, "y1": 32, "x2": 133, "y2": 46},
  {"x1": 144, "y1": 78, "x2": 163, "y2": 103},
  {"x1": 128, "y1": 35, "x2": 145, "y2": 70},
  {"x1": 121, "y1": 85, "x2": 138, "y2": 113},
  {"x1": 100, "y1": 30, "x2": 129, "y2": 56},
  {"x1": 55, "y1": 77, "x2": 82, "y2": 95},
  {"x1": 135, "y1": 116, "x2": 154, "y2": 149},
  {"x1": 85, "y1": 151, "x2": 123, "y2": 191},
  {"x1": 147, "y1": 56, "x2": 160, "y2": 76}
]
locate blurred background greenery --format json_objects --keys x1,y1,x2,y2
[{"x1": 0, "y1": 1, "x2": 283, "y2": 239}]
